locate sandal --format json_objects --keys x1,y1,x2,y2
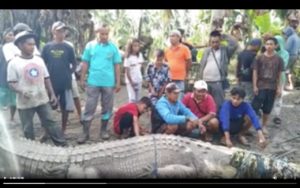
[{"x1": 273, "y1": 117, "x2": 281, "y2": 125}]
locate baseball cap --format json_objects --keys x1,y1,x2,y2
[
  {"x1": 52, "y1": 21, "x2": 66, "y2": 31},
  {"x1": 165, "y1": 83, "x2": 181, "y2": 93},
  {"x1": 249, "y1": 38, "x2": 262, "y2": 47},
  {"x1": 13, "y1": 23, "x2": 32, "y2": 35},
  {"x1": 14, "y1": 31, "x2": 37, "y2": 46},
  {"x1": 194, "y1": 80, "x2": 208, "y2": 91}
]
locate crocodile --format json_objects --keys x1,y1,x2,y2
[{"x1": 0, "y1": 132, "x2": 300, "y2": 179}]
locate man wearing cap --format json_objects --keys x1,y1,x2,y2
[
  {"x1": 165, "y1": 30, "x2": 192, "y2": 100},
  {"x1": 182, "y1": 80, "x2": 219, "y2": 141},
  {"x1": 41, "y1": 21, "x2": 76, "y2": 136},
  {"x1": 6, "y1": 31, "x2": 67, "y2": 146},
  {"x1": 77, "y1": 22, "x2": 121, "y2": 144},
  {"x1": 2, "y1": 23, "x2": 40, "y2": 63},
  {"x1": 152, "y1": 82, "x2": 206, "y2": 136},
  {"x1": 236, "y1": 38, "x2": 262, "y2": 102}
]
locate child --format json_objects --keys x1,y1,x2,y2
[
  {"x1": 219, "y1": 87, "x2": 266, "y2": 148},
  {"x1": 124, "y1": 38, "x2": 144, "y2": 102},
  {"x1": 145, "y1": 49, "x2": 170, "y2": 105},
  {"x1": 113, "y1": 96, "x2": 152, "y2": 138}
]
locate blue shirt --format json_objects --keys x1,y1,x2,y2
[
  {"x1": 82, "y1": 40, "x2": 121, "y2": 87},
  {"x1": 219, "y1": 100, "x2": 261, "y2": 132},
  {"x1": 284, "y1": 27, "x2": 300, "y2": 56},
  {"x1": 155, "y1": 96, "x2": 197, "y2": 125}
]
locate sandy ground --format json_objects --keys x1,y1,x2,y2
[{"x1": 1, "y1": 84, "x2": 300, "y2": 165}]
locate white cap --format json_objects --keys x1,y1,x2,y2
[
  {"x1": 52, "y1": 21, "x2": 66, "y2": 31},
  {"x1": 194, "y1": 80, "x2": 208, "y2": 90},
  {"x1": 170, "y1": 30, "x2": 182, "y2": 37}
]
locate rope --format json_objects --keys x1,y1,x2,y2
[
  {"x1": 234, "y1": 152, "x2": 266, "y2": 178},
  {"x1": 151, "y1": 135, "x2": 158, "y2": 178}
]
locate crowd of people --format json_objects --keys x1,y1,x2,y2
[{"x1": 0, "y1": 18, "x2": 299, "y2": 149}]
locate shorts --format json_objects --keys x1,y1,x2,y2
[
  {"x1": 252, "y1": 89, "x2": 276, "y2": 115},
  {"x1": 72, "y1": 79, "x2": 80, "y2": 98},
  {"x1": 55, "y1": 89, "x2": 74, "y2": 112},
  {"x1": 220, "y1": 117, "x2": 244, "y2": 135},
  {"x1": 286, "y1": 55, "x2": 298, "y2": 74},
  {"x1": 151, "y1": 107, "x2": 186, "y2": 134},
  {"x1": 118, "y1": 112, "x2": 135, "y2": 137}
]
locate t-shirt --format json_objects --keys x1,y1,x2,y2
[
  {"x1": 7, "y1": 56, "x2": 49, "y2": 109},
  {"x1": 81, "y1": 40, "x2": 121, "y2": 87},
  {"x1": 124, "y1": 53, "x2": 144, "y2": 84},
  {"x1": 236, "y1": 50, "x2": 257, "y2": 82},
  {"x1": 113, "y1": 103, "x2": 139, "y2": 134},
  {"x1": 203, "y1": 49, "x2": 222, "y2": 82},
  {"x1": 165, "y1": 44, "x2": 191, "y2": 80},
  {"x1": 219, "y1": 100, "x2": 261, "y2": 132},
  {"x1": 42, "y1": 41, "x2": 76, "y2": 92},
  {"x1": 182, "y1": 92, "x2": 216, "y2": 118},
  {"x1": 253, "y1": 54, "x2": 284, "y2": 90},
  {"x1": 2, "y1": 42, "x2": 40, "y2": 62},
  {"x1": 64, "y1": 40, "x2": 77, "y2": 81}
]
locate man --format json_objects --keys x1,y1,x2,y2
[
  {"x1": 199, "y1": 30, "x2": 229, "y2": 110},
  {"x1": 182, "y1": 80, "x2": 219, "y2": 141},
  {"x1": 2, "y1": 23, "x2": 40, "y2": 63},
  {"x1": 236, "y1": 38, "x2": 262, "y2": 102},
  {"x1": 219, "y1": 87, "x2": 266, "y2": 148},
  {"x1": 113, "y1": 97, "x2": 152, "y2": 138},
  {"x1": 252, "y1": 37, "x2": 284, "y2": 136},
  {"x1": 7, "y1": 31, "x2": 66, "y2": 146},
  {"x1": 78, "y1": 23, "x2": 121, "y2": 144},
  {"x1": 152, "y1": 82, "x2": 206, "y2": 136},
  {"x1": 0, "y1": 28, "x2": 17, "y2": 124},
  {"x1": 283, "y1": 26, "x2": 300, "y2": 91},
  {"x1": 165, "y1": 30, "x2": 192, "y2": 100},
  {"x1": 287, "y1": 14, "x2": 299, "y2": 31},
  {"x1": 41, "y1": 21, "x2": 77, "y2": 135}
]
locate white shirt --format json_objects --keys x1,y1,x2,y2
[
  {"x1": 3, "y1": 42, "x2": 40, "y2": 62},
  {"x1": 124, "y1": 53, "x2": 144, "y2": 84},
  {"x1": 203, "y1": 49, "x2": 222, "y2": 82},
  {"x1": 7, "y1": 56, "x2": 49, "y2": 109}
]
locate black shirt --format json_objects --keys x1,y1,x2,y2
[
  {"x1": 42, "y1": 41, "x2": 76, "y2": 92},
  {"x1": 236, "y1": 50, "x2": 257, "y2": 82}
]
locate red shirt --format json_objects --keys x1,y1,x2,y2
[
  {"x1": 113, "y1": 103, "x2": 139, "y2": 134},
  {"x1": 182, "y1": 92, "x2": 216, "y2": 118}
]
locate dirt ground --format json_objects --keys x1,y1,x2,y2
[{"x1": 2, "y1": 84, "x2": 300, "y2": 165}]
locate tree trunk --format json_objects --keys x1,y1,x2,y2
[{"x1": 0, "y1": 9, "x2": 93, "y2": 57}]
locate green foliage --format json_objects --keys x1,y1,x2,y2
[
  {"x1": 92, "y1": 10, "x2": 135, "y2": 49},
  {"x1": 254, "y1": 12, "x2": 271, "y2": 34},
  {"x1": 196, "y1": 49, "x2": 205, "y2": 63}
]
